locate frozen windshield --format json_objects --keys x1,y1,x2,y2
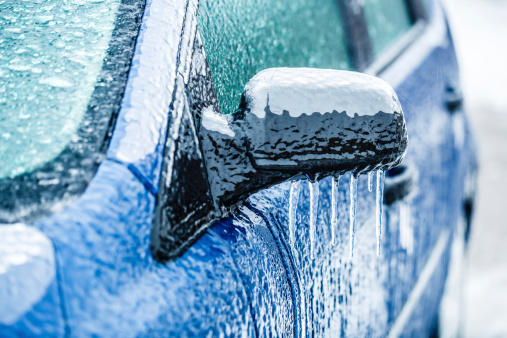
[
  {"x1": 0, "y1": 0, "x2": 122, "y2": 180},
  {"x1": 0, "y1": 0, "x2": 145, "y2": 223}
]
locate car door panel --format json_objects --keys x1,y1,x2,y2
[
  {"x1": 248, "y1": 176, "x2": 391, "y2": 336},
  {"x1": 369, "y1": 0, "x2": 468, "y2": 335},
  {"x1": 209, "y1": 208, "x2": 295, "y2": 336}
]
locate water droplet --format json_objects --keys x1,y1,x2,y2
[
  {"x1": 38, "y1": 76, "x2": 74, "y2": 88},
  {"x1": 349, "y1": 175, "x2": 358, "y2": 258},
  {"x1": 368, "y1": 171, "x2": 374, "y2": 192},
  {"x1": 376, "y1": 170, "x2": 385, "y2": 256},
  {"x1": 309, "y1": 180, "x2": 320, "y2": 259},
  {"x1": 289, "y1": 180, "x2": 301, "y2": 246},
  {"x1": 331, "y1": 176, "x2": 340, "y2": 245}
]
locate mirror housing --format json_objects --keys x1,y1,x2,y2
[
  {"x1": 201, "y1": 68, "x2": 407, "y2": 207},
  {"x1": 152, "y1": 67, "x2": 408, "y2": 261},
  {"x1": 238, "y1": 68, "x2": 407, "y2": 176}
]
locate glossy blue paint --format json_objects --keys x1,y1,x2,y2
[
  {"x1": 0, "y1": 279, "x2": 65, "y2": 337},
  {"x1": 9, "y1": 160, "x2": 287, "y2": 336}
]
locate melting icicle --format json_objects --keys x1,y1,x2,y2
[
  {"x1": 368, "y1": 171, "x2": 374, "y2": 192},
  {"x1": 375, "y1": 170, "x2": 385, "y2": 256},
  {"x1": 331, "y1": 176, "x2": 340, "y2": 245},
  {"x1": 289, "y1": 180, "x2": 301, "y2": 246},
  {"x1": 309, "y1": 180, "x2": 320, "y2": 259},
  {"x1": 399, "y1": 202, "x2": 414, "y2": 255},
  {"x1": 349, "y1": 175, "x2": 358, "y2": 258}
]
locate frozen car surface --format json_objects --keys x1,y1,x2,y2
[{"x1": 0, "y1": 0, "x2": 476, "y2": 336}]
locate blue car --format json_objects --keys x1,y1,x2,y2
[{"x1": 0, "y1": 0, "x2": 476, "y2": 336}]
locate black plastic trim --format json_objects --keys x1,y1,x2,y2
[{"x1": 338, "y1": 0, "x2": 373, "y2": 70}]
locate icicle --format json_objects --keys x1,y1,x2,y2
[
  {"x1": 399, "y1": 202, "x2": 414, "y2": 255},
  {"x1": 349, "y1": 175, "x2": 358, "y2": 258},
  {"x1": 368, "y1": 171, "x2": 374, "y2": 192},
  {"x1": 309, "y1": 180, "x2": 320, "y2": 259},
  {"x1": 289, "y1": 180, "x2": 301, "y2": 246},
  {"x1": 375, "y1": 170, "x2": 385, "y2": 256},
  {"x1": 331, "y1": 176, "x2": 340, "y2": 245}
]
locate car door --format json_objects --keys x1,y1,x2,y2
[
  {"x1": 362, "y1": 0, "x2": 469, "y2": 335},
  {"x1": 170, "y1": 0, "x2": 396, "y2": 336},
  {"x1": 154, "y1": 0, "x2": 469, "y2": 336},
  {"x1": 192, "y1": 0, "x2": 416, "y2": 336}
]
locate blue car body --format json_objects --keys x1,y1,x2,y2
[{"x1": 0, "y1": 0, "x2": 476, "y2": 336}]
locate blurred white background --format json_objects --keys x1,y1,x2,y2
[{"x1": 441, "y1": 0, "x2": 507, "y2": 336}]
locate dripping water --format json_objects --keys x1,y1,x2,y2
[
  {"x1": 368, "y1": 171, "x2": 374, "y2": 192},
  {"x1": 375, "y1": 170, "x2": 385, "y2": 256},
  {"x1": 331, "y1": 176, "x2": 340, "y2": 245},
  {"x1": 309, "y1": 180, "x2": 319, "y2": 259},
  {"x1": 349, "y1": 175, "x2": 358, "y2": 258},
  {"x1": 289, "y1": 180, "x2": 301, "y2": 247}
]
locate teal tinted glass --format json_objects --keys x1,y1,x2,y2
[
  {"x1": 0, "y1": 0, "x2": 121, "y2": 180},
  {"x1": 363, "y1": 0, "x2": 413, "y2": 58},
  {"x1": 197, "y1": 0, "x2": 350, "y2": 115}
]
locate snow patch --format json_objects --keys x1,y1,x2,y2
[
  {"x1": 244, "y1": 68, "x2": 401, "y2": 119},
  {"x1": 201, "y1": 106, "x2": 235, "y2": 137},
  {"x1": 0, "y1": 224, "x2": 55, "y2": 325}
]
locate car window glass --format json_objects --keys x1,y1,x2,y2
[
  {"x1": 362, "y1": 0, "x2": 413, "y2": 58},
  {"x1": 197, "y1": 0, "x2": 351, "y2": 115},
  {"x1": 0, "y1": 0, "x2": 121, "y2": 180}
]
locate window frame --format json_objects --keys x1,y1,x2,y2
[{"x1": 344, "y1": 0, "x2": 429, "y2": 75}]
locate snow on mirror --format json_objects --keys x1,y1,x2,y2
[{"x1": 152, "y1": 67, "x2": 408, "y2": 261}]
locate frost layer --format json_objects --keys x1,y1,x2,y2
[{"x1": 0, "y1": 0, "x2": 121, "y2": 179}]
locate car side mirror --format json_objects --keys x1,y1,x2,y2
[{"x1": 151, "y1": 67, "x2": 408, "y2": 261}]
